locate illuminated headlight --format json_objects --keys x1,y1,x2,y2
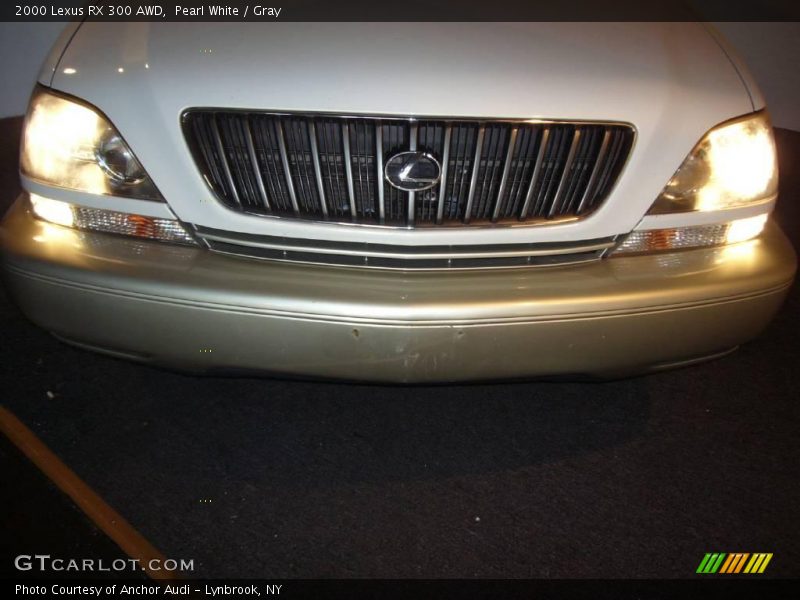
[
  {"x1": 30, "y1": 195, "x2": 196, "y2": 245},
  {"x1": 649, "y1": 112, "x2": 777, "y2": 214},
  {"x1": 613, "y1": 214, "x2": 768, "y2": 255},
  {"x1": 29, "y1": 194, "x2": 74, "y2": 227},
  {"x1": 21, "y1": 87, "x2": 162, "y2": 200}
]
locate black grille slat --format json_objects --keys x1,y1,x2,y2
[
  {"x1": 541, "y1": 126, "x2": 576, "y2": 217},
  {"x1": 382, "y1": 122, "x2": 408, "y2": 224},
  {"x1": 562, "y1": 126, "x2": 602, "y2": 215},
  {"x1": 284, "y1": 119, "x2": 320, "y2": 215},
  {"x1": 352, "y1": 121, "x2": 365, "y2": 218},
  {"x1": 529, "y1": 127, "x2": 567, "y2": 218},
  {"x1": 250, "y1": 117, "x2": 292, "y2": 213},
  {"x1": 416, "y1": 122, "x2": 443, "y2": 223},
  {"x1": 592, "y1": 129, "x2": 629, "y2": 207},
  {"x1": 185, "y1": 112, "x2": 633, "y2": 227},
  {"x1": 229, "y1": 116, "x2": 261, "y2": 210},
  {"x1": 226, "y1": 116, "x2": 265, "y2": 212},
  {"x1": 492, "y1": 126, "x2": 519, "y2": 220},
  {"x1": 247, "y1": 117, "x2": 278, "y2": 211},
  {"x1": 444, "y1": 124, "x2": 477, "y2": 221},
  {"x1": 317, "y1": 120, "x2": 348, "y2": 218},
  {"x1": 471, "y1": 125, "x2": 509, "y2": 221},
  {"x1": 208, "y1": 115, "x2": 242, "y2": 207},
  {"x1": 350, "y1": 120, "x2": 377, "y2": 221},
  {"x1": 191, "y1": 115, "x2": 229, "y2": 201},
  {"x1": 505, "y1": 126, "x2": 539, "y2": 219},
  {"x1": 471, "y1": 125, "x2": 493, "y2": 220}
]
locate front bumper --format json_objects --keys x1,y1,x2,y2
[{"x1": 1, "y1": 195, "x2": 796, "y2": 382}]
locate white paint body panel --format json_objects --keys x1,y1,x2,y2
[
  {"x1": 37, "y1": 22, "x2": 758, "y2": 245},
  {"x1": 36, "y1": 22, "x2": 82, "y2": 87}
]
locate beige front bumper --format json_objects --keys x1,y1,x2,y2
[{"x1": 1, "y1": 195, "x2": 796, "y2": 382}]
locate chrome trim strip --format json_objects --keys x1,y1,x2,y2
[
  {"x1": 307, "y1": 121, "x2": 328, "y2": 217},
  {"x1": 436, "y1": 125, "x2": 452, "y2": 225},
  {"x1": 275, "y1": 118, "x2": 300, "y2": 214},
  {"x1": 207, "y1": 246, "x2": 604, "y2": 272},
  {"x1": 464, "y1": 124, "x2": 486, "y2": 224},
  {"x1": 341, "y1": 122, "x2": 357, "y2": 219},
  {"x1": 519, "y1": 127, "x2": 550, "y2": 219},
  {"x1": 375, "y1": 121, "x2": 385, "y2": 223},
  {"x1": 223, "y1": 206, "x2": 582, "y2": 230},
  {"x1": 209, "y1": 116, "x2": 242, "y2": 208},
  {"x1": 184, "y1": 107, "x2": 636, "y2": 129},
  {"x1": 198, "y1": 230, "x2": 615, "y2": 260},
  {"x1": 493, "y1": 126, "x2": 519, "y2": 222},
  {"x1": 577, "y1": 128, "x2": 611, "y2": 214}
]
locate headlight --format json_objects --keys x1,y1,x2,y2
[
  {"x1": 20, "y1": 87, "x2": 162, "y2": 201},
  {"x1": 648, "y1": 111, "x2": 777, "y2": 214}
]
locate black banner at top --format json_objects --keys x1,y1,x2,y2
[{"x1": 3, "y1": 0, "x2": 800, "y2": 22}]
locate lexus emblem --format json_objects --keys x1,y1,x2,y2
[{"x1": 384, "y1": 151, "x2": 441, "y2": 192}]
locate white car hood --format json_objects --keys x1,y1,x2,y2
[{"x1": 43, "y1": 22, "x2": 754, "y2": 245}]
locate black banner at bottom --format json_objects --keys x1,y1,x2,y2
[{"x1": 5, "y1": 579, "x2": 800, "y2": 600}]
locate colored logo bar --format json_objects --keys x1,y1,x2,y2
[{"x1": 697, "y1": 553, "x2": 773, "y2": 574}]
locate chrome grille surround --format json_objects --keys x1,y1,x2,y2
[{"x1": 183, "y1": 111, "x2": 635, "y2": 229}]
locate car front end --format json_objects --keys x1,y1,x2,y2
[{"x1": 1, "y1": 22, "x2": 796, "y2": 382}]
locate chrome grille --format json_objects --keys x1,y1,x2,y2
[{"x1": 184, "y1": 111, "x2": 634, "y2": 227}]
